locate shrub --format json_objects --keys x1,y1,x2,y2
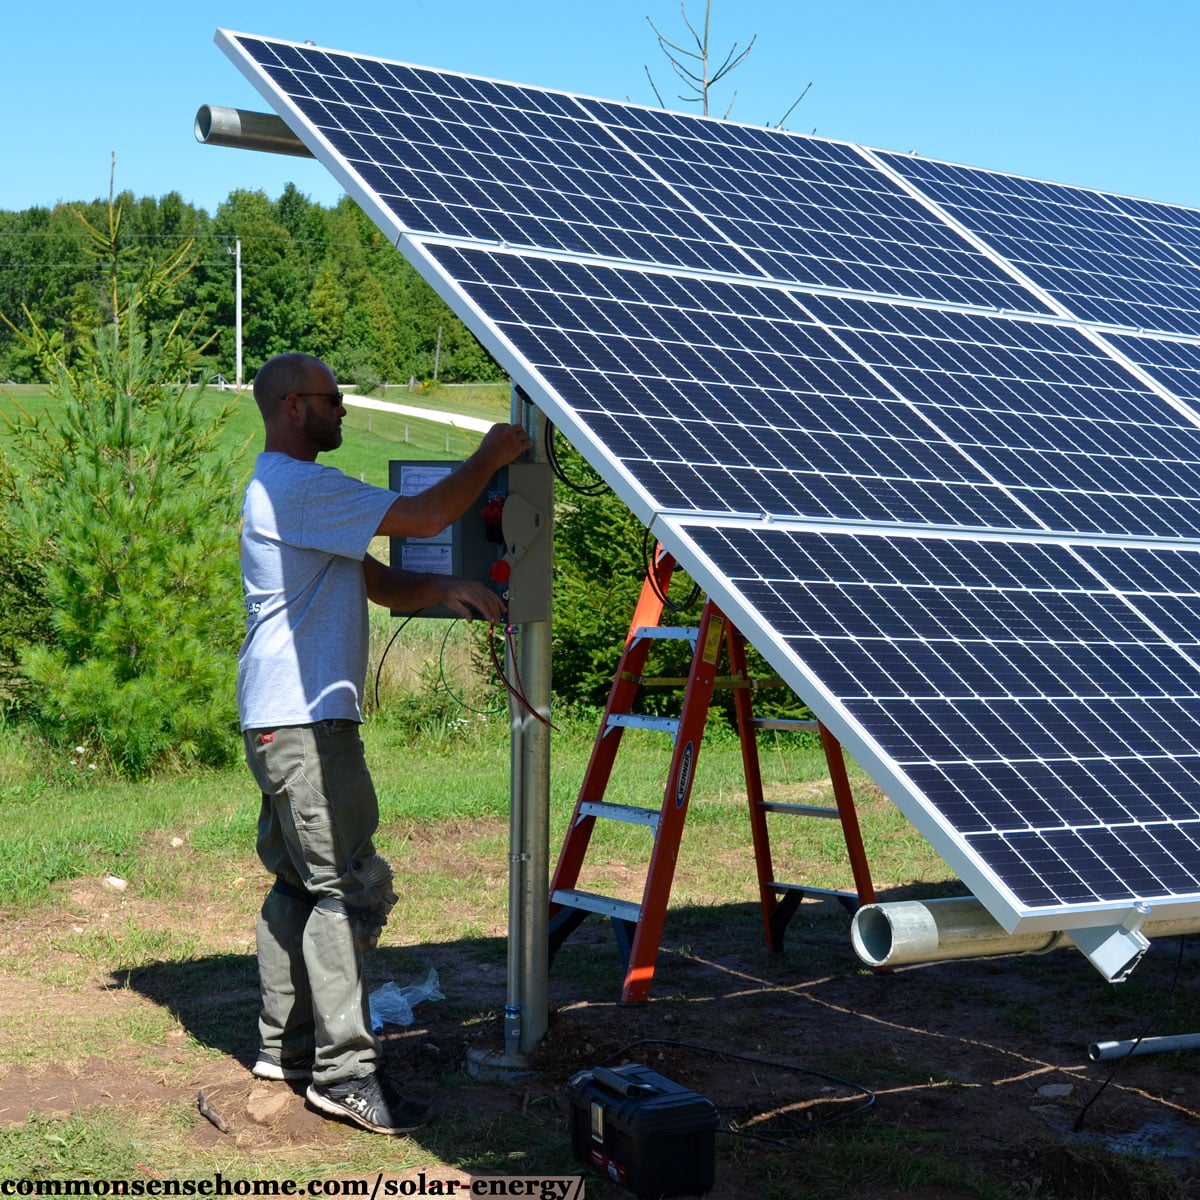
[{"x1": 0, "y1": 511, "x2": 51, "y2": 717}]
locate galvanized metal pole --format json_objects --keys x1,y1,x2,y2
[
  {"x1": 194, "y1": 105, "x2": 315, "y2": 158},
  {"x1": 507, "y1": 387, "x2": 552, "y2": 1055},
  {"x1": 504, "y1": 649, "x2": 527, "y2": 1058},
  {"x1": 518, "y1": 537, "x2": 551, "y2": 1051}
]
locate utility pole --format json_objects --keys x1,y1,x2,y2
[{"x1": 235, "y1": 237, "x2": 243, "y2": 389}]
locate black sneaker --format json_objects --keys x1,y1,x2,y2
[
  {"x1": 252, "y1": 1052, "x2": 315, "y2": 1082},
  {"x1": 306, "y1": 1072, "x2": 430, "y2": 1135}
]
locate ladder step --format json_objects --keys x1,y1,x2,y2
[
  {"x1": 758, "y1": 801, "x2": 840, "y2": 818},
  {"x1": 632, "y1": 626, "x2": 699, "y2": 643},
  {"x1": 605, "y1": 713, "x2": 680, "y2": 735},
  {"x1": 551, "y1": 888, "x2": 642, "y2": 924},
  {"x1": 771, "y1": 882, "x2": 856, "y2": 900},
  {"x1": 749, "y1": 718, "x2": 818, "y2": 732},
  {"x1": 578, "y1": 800, "x2": 662, "y2": 829}
]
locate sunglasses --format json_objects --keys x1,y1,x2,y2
[{"x1": 294, "y1": 391, "x2": 345, "y2": 405}]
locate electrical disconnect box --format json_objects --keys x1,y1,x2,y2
[{"x1": 387, "y1": 458, "x2": 552, "y2": 623}]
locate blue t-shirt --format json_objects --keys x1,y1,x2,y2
[{"x1": 237, "y1": 452, "x2": 398, "y2": 729}]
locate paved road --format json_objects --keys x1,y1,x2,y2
[{"x1": 342, "y1": 393, "x2": 494, "y2": 434}]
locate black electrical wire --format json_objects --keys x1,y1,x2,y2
[
  {"x1": 545, "y1": 420, "x2": 703, "y2": 620},
  {"x1": 641, "y1": 526, "x2": 701, "y2": 613},
  {"x1": 1073, "y1": 934, "x2": 1188, "y2": 1133},
  {"x1": 545, "y1": 419, "x2": 609, "y2": 495},
  {"x1": 376, "y1": 612, "x2": 510, "y2": 719},
  {"x1": 600, "y1": 1038, "x2": 875, "y2": 1145},
  {"x1": 374, "y1": 611, "x2": 420, "y2": 710},
  {"x1": 436, "y1": 619, "x2": 508, "y2": 718}
]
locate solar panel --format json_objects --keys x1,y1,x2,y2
[
  {"x1": 425, "y1": 243, "x2": 1200, "y2": 540},
  {"x1": 213, "y1": 29, "x2": 1200, "y2": 978},
  {"x1": 221, "y1": 33, "x2": 1047, "y2": 311},
  {"x1": 664, "y1": 521, "x2": 1200, "y2": 917},
  {"x1": 877, "y1": 151, "x2": 1200, "y2": 339}
]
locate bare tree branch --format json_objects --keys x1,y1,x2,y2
[
  {"x1": 646, "y1": 1, "x2": 811, "y2": 124},
  {"x1": 776, "y1": 81, "x2": 813, "y2": 130},
  {"x1": 647, "y1": 0, "x2": 745, "y2": 116},
  {"x1": 644, "y1": 64, "x2": 666, "y2": 108}
]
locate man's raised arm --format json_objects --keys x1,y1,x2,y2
[{"x1": 375, "y1": 423, "x2": 531, "y2": 539}]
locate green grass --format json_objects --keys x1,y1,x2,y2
[
  {"x1": 753, "y1": 1124, "x2": 1014, "y2": 1200},
  {"x1": 378, "y1": 380, "x2": 514, "y2": 424},
  {"x1": 0, "y1": 381, "x2": 510, "y2": 491},
  {"x1": 0, "y1": 1112, "x2": 154, "y2": 1178},
  {"x1": 0, "y1": 710, "x2": 890, "y2": 906}
]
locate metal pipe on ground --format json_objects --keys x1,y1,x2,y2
[
  {"x1": 1089, "y1": 1033, "x2": 1200, "y2": 1062},
  {"x1": 194, "y1": 106, "x2": 314, "y2": 158},
  {"x1": 851, "y1": 897, "x2": 1200, "y2": 968}
]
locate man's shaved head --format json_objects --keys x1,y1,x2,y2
[{"x1": 253, "y1": 354, "x2": 328, "y2": 421}]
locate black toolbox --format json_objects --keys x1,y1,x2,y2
[{"x1": 567, "y1": 1063, "x2": 719, "y2": 1198}]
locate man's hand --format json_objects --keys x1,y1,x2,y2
[
  {"x1": 477, "y1": 422, "x2": 532, "y2": 469},
  {"x1": 436, "y1": 576, "x2": 507, "y2": 623},
  {"x1": 364, "y1": 556, "x2": 507, "y2": 622}
]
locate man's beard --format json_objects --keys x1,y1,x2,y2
[{"x1": 305, "y1": 410, "x2": 342, "y2": 451}]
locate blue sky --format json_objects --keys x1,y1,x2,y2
[{"x1": 5, "y1": 0, "x2": 1199, "y2": 215}]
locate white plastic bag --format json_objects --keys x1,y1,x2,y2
[{"x1": 367, "y1": 968, "x2": 445, "y2": 1032}]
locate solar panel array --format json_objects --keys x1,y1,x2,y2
[{"x1": 214, "y1": 30, "x2": 1200, "y2": 971}]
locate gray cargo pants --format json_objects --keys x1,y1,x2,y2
[{"x1": 244, "y1": 720, "x2": 397, "y2": 1085}]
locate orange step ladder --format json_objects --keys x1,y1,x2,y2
[{"x1": 548, "y1": 548, "x2": 877, "y2": 1002}]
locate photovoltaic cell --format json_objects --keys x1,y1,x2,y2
[
  {"x1": 1103, "y1": 332, "x2": 1200, "y2": 411},
  {"x1": 214, "y1": 29, "x2": 1200, "y2": 948}
]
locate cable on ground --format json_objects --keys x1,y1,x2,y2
[
  {"x1": 600, "y1": 1037, "x2": 875, "y2": 1145},
  {"x1": 1073, "y1": 934, "x2": 1188, "y2": 1132}
]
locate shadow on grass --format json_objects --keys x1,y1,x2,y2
[
  {"x1": 105, "y1": 932, "x2": 584, "y2": 1180},
  {"x1": 107, "y1": 934, "x2": 512, "y2": 1068}
]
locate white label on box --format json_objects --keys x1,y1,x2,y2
[
  {"x1": 398, "y1": 464, "x2": 454, "y2": 544},
  {"x1": 401, "y1": 543, "x2": 453, "y2": 575}
]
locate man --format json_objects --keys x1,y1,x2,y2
[{"x1": 237, "y1": 353, "x2": 531, "y2": 1135}]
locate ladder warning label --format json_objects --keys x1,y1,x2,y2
[{"x1": 701, "y1": 618, "x2": 723, "y2": 665}]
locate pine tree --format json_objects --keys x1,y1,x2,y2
[{"x1": 0, "y1": 187, "x2": 243, "y2": 775}]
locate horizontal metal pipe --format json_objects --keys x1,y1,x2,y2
[
  {"x1": 194, "y1": 105, "x2": 314, "y2": 158},
  {"x1": 851, "y1": 897, "x2": 1200, "y2": 968},
  {"x1": 852, "y1": 898, "x2": 1065, "y2": 965},
  {"x1": 1089, "y1": 1033, "x2": 1200, "y2": 1062}
]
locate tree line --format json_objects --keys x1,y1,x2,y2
[{"x1": 0, "y1": 184, "x2": 501, "y2": 386}]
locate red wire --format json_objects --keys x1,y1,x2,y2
[{"x1": 488, "y1": 623, "x2": 557, "y2": 730}]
